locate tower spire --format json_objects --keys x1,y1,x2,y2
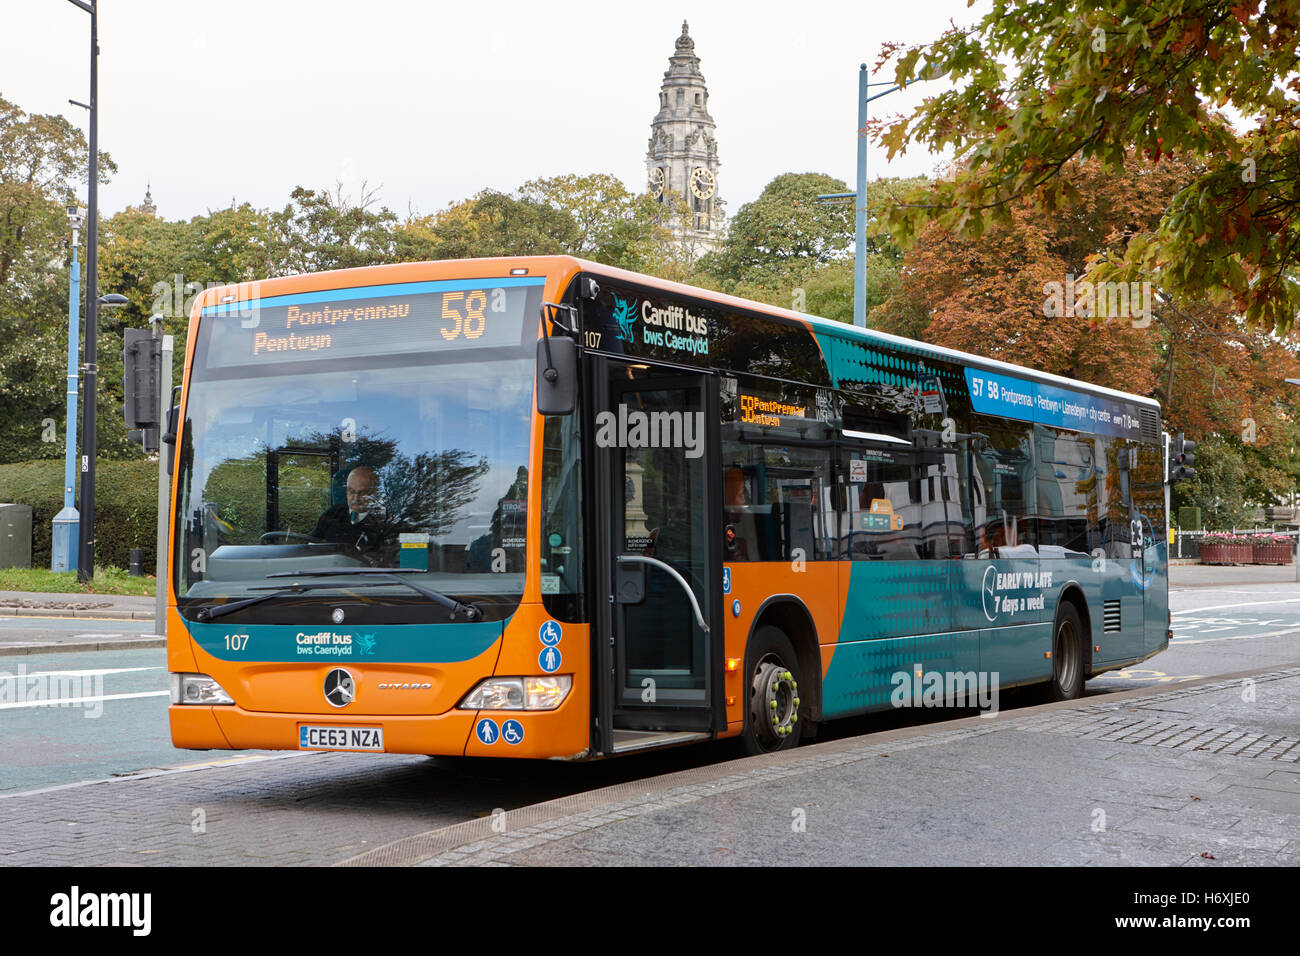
[{"x1": 646, "y1": 22, "x2": 723, "y2": 255}]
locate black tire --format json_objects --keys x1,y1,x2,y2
[
  {"x1": 1048, "y1": 602, "x2": 1085, "y2": 701},
  {"x1": 740, "y1": 626, "x2": 803, "y2": 755}
]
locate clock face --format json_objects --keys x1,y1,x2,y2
[
  {"x1": 648, "y1": 167, "x2": 665, "y2": 198},
  {"x1": 690, "y1": 167, "x2": 716, "y2": 200}
]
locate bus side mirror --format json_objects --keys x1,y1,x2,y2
[
  {"x1": 162, "y1": 405, "x2": 180, "y2": 475},
  {"x1": 537, "y1": 336, "x2": 577, "y2": 416}
]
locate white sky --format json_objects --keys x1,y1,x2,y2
[{"x1": 1, "y1": 0, "x2": 987, "y2": 222}]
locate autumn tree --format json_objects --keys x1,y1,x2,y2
[{"x1": 874, "y1": 0, "x2": 1300, "y2": 332}]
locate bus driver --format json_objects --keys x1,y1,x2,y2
[{"x1": 312, "y1": 465, "x2": 387, "y2": 553}]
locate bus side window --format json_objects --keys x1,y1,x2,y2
[
  {"x1": 968, "y1": 416, "x2": 1037, "y2": 558},
  {"x1": 1035, "y1": 426, "x2": 1094, "y2": 558},
  {"x1": 721, "y1": 387, "x2": 832, "y2": 563},
  {"x1": 839, "y1": 447, "x2": 921, "y2": 561},
  {"x1": 1097, "y1": 437, "x2": 1133, "y2": 561}
]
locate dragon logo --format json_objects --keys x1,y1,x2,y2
[{"x1": 611, "y1": 295, "x2": 638, "y2": 342}]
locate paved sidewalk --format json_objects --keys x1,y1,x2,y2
[
  {"x1": 342, "y1": 665, "x2": 1300, "y2": 867},
  {"x1": 0, "y1": 590, "x2": 156, "y2": 621}
]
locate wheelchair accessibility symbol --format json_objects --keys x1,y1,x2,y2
[
  {"x1": 502, "y1": 719, "x2": 525, "y2": 745},
  {"x1": 539, "y1": 620, "x2": 562, "y2": 647}
]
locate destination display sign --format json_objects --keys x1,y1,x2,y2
[
  {"x1": 965, "y1": 368, "x2": 1146, "y2": 440},
  {"x1": 197, "y1": 277, "x2": 545, "y2": 371}
]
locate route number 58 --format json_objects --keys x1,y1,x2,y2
[{"x1": 441, "y1": 291, "x2": 488, "y2": 341}]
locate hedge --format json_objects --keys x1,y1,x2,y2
[{"x1": 0, "y1": 459, "x2": 162, "y2": 573}]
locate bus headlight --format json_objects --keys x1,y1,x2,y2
[
  {"x1": 171, "y1": 673, "x2": 235, "y2": 705},
  {"x1": 523, "y1": 675, "x2": 572, "y2": 710},
  {"x1": 460, "y1": 676, "x2": 572, "y2": 711}
]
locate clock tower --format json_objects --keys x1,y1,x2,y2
[{"x1": 646, "y1": 21, "x2": 724, "y2": 251}]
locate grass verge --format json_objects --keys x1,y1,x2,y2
[{"x1": 0, "y1": 566, "x2": 157, "y2": 597}]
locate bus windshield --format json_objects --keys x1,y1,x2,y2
[{"x1": 173, "y1": 278, "x2": 542, "y2": 623}]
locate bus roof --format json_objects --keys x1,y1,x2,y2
[
  {"x1": 566, "y1": 257, "x2": 1161, "y2": 413},
  {"x1": 191, "y1": 254, "x2": 1160, "y2": 413}
]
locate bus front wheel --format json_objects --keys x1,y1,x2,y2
[
  {"x1": 1049, "y1": 603, "x2": 1085, "y2": 701},
  {"x1": 741, "y1": 626, "x2": 803, "y2": 756}
]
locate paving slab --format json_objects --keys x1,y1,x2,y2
[{"x1": 328, "y1": 665, "x2": 1300, "y2": 867}]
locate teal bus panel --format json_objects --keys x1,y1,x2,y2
[{"x1": 186, "y1": 619, "x2": 505, "y2": 664}]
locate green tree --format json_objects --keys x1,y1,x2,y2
[
  {"x1": 1177, "y1": 437, "x2": 1253, "y2": 529},
  {"x1": 0, "y1": 95, "x2": 115, "y2": 464},
  {"x1": 408, "y1": 190, "x2": 581, "y2": 260},
  {"x1": 268, "y1": 183, "x2": 398, "y2": 275},
  {"x1": 518, "y1": 173, "x2": 669, "y2": 271},
  {"x1": 700, "y1": 172, "x2": 854, "y2": 291},
  {"x1": 874, "y1": 0, "x2": 1300, "y2": 331}
]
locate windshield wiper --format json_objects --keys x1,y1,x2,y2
[
  {"x1": 265, "y1": 568, "x2": 484, "y2": 622},
  {"x1": 195, "y1": 582, "x2": 345, "y2": 622}
]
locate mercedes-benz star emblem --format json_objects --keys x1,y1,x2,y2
[
  {"x1": 324, "y1": 668, "x2": 355, "y2": 708},
  {"x1": 332, "y1": 608, "x2": 345, "y2": 624}
]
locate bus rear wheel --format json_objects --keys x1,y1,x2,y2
[
  {"x1": 741, "y1": 626, "x2": 802, "y2": 755},
  {"x1": 1049, "y1": 603, "x2": 1085, "y2": 701}
]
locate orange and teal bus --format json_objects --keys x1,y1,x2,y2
[{"x1": 166, "y1": 256, "x2": 1170, "y2": 759}]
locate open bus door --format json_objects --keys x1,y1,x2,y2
[{"x1": 588, "y1": 356, "x2": 724, "y2": 756}]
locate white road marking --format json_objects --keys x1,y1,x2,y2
[
  {"x1": 1091, "y1": 669, "x2": 1204, "y2": 683},
  {"x1": 69, "y1": 633, "x2": 155, "y2": 639},
  {"x1": 1173, "y1": 598, "x2": 1300, "y2": 614},
  {"x1": 0, "y1": 690, "x2": 169, "y2": 710},
  {"x1": 0, "y1": 667, "x2": 160, "y2": 680},
  {"x1": 1172, "y1": 625, "x2": 1300, "y2": 645}
]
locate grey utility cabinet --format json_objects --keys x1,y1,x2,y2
[{"x1": 0, "y1": 503, "x2": 33, "y2": 569}]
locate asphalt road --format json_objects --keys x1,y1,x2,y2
[
  {"x1": 1090, "y1": 582, "x2": 1300, "y2": 691},
  {"x1": 0, "y1": 648, "x2": 214, "y2": 793},
  {"x1": 0, "y1": 577, "x2": 1294, "y2": 800},
  {"x1": 0, "y1": 569, "x2": 1293, "y2": 865}
]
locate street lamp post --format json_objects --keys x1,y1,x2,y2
[
  {"x1": 1287, "y1": 379, "x2": 1300, "y2": 580},
  {"x1": 817, "y1": 68, "x2": 913, "y2": 328},
  {"x1": 67, "y1": 0, "x2": 103, "y2": 583},
  {"x1": 51, "y1": 204, "x2": 86, "y2": 572}
]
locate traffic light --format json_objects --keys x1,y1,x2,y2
[
  {"x1": 122, "y1": 329, "x2": 161, "y2": 453},
  {"x1": 1169, "y1": 432, "x2": 1197, "y2": 482}
]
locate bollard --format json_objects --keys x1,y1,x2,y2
[{"x1": 129, "y1": 548, "x2": 143, "y2": 577}]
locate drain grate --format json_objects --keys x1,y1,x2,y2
[{"x1": 1018, "y1": 712, "x2": 1300, "y2": 760}]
